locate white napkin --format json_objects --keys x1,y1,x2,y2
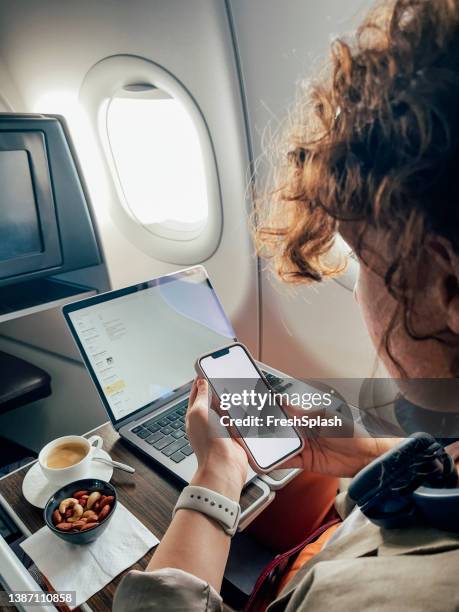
[{"x1": 20, "y1": 502, "x2": 159, "y2": 609}]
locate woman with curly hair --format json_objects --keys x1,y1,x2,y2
[{"x1": 114, "y1": 1, "x2": 459, "y2": 610}]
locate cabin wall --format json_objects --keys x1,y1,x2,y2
[
  {"x1": 0, "y1": 0, "x2": 258, "y2": 352},
  {"x1": 0, "y1": 0, "x2": 259, "y2": 448},
  {"x1": 0, "y1": 57, "x2": 24, "y2": 110}
]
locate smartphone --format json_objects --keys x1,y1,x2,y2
[{"x1": 196, "y1": 342, "x2": 304, "y2": 473}]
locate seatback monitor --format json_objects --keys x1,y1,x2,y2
[
  {"x1": 0, "y1": 114, "x2": 102, "y2": 288},
  {"x1": 0, "y1": 150, "x2": 43, "y2": 262},
  {"x1": 0, "y1": 129, "x2": 61, "y2": 282}
]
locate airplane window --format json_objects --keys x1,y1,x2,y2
[
  {"x1": 107, "y1": 87, "x2": 208, "y2": 234},
  {"x1": 80, "y1": 55, "x2": 221, "y2": 263}
]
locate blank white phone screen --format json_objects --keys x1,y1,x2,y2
[{"x1": 199, "y1": 345, "x2": 302, "y2": 470}]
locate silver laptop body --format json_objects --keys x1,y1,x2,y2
[{"x1": 63, "y1": 265, "x2": 286, "y2": 483}]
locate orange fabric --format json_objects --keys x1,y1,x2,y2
[
  {"x1": 248, "y1": 472, "x2": 339, "y2": 553},
  {"x1": 275, "y1": 522, "x2": 342, "y2": 593}
]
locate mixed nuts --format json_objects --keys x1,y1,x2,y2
[{"x1": 51, "y1": 489, "x2": 115, "y2": 532}]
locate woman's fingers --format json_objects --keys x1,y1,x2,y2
[
  {"x1": 187, "y1": 378, "x2": 209, "y2": 434},
  {"x1": 188, "y1": 378, "x2": 208, "y2": 413},
  {"x1": 445, "y1": 440, "x2": 459, "y2": 462},
  {"x1": 282, "y1": 402, "x2": 324, "y2": 441},
  {"x1": 282, "y1": 401, "x2": 324, "y2": 420},
  {"x1": 188, "y1": 377, "x2": 199, "y2": 406},
  {"x1": 193, "y1": 378, "x2": 209, "y2": 410},
  {"x1": 279, "y1": 454, "x2": 305, "y2": 470},
  {"x1": 188, "y1": 378, "x2": 230, "y2": 439},
  {"x1": 283, "y1": 399, "x2": 357, "y2": 439}
]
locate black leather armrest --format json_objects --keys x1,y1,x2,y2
[{"x1": 0, "y1": 351, "x2": 51, "y2": 415}]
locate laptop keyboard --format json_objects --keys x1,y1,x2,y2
[
  {"x1": 130, "y1": 371, "x2": 288, "y2": 464},
  {"x1": 131, "y1": 399, "x2": 191, "y2": 464},
  {"x1": 263, "y1": 371, "x2": 291, "y2": 392}
]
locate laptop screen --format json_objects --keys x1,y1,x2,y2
[{"x1": 63, "y1": 267, "x2": 236, "y2": 424}]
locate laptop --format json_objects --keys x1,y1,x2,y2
[{"x1": 63, "y1": 265, "x2": 291, "y2": 484}]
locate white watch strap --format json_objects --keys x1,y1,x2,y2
[{"x1": 173, "y1": 485, "x2": 241, "y2": 536}]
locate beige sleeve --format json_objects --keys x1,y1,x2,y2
[
  {"x1": 334, "y1": 491, "x2": 357, "y2": 520},
  {"x1": 113, "y1": 567, "x2": 223, "y2": 611}
]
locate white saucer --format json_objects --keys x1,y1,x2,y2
[{"x1": 22, "y1": 449, "x2": 114, "y2": 509}]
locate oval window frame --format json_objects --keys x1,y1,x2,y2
[{"x1": 80, "y1": 54, "x2": 222, "y2": 264}]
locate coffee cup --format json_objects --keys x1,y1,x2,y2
[{"x1": 38, "y1": 434, "x2": 103, "y2": 485}]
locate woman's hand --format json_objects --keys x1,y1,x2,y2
[
  {"x1": 282, "y1": 403, "x2": 401, "y2": 477},
  {"x1": 146, "y1": 377, "x2": 248, "y2": 589},
  {"x1": 186, "y1": 378, "x2": 248, "y2": 500}
]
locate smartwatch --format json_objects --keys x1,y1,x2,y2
[{"x1": 173, "y1": 485, "x2": 241, "y2": 536}]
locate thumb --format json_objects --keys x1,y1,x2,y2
[
  {"x1": 191, "y1": 378, "x2": 209, "y2": 411},
  {"x1": 446, "y1": 440, "x2": 459, "y2": 462}
]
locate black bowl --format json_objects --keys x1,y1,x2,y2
[{"x1": 44, "y1": 478, "x2": 117, "y2": 545}]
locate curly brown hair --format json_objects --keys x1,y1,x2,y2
[{"x1": 255, "y1": 0, "x2": 459, "y2": 372}]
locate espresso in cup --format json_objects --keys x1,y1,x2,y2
[
  {"x1": 39, "y1": 434, "x2": 103, "y2": 485},
  {"x1": 46, "y1": 441, "x2": 88, "y2": 469}
]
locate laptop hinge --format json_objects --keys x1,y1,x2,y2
[{"x1": 112, "y1": 382, "x2": 192, "y2": 431}]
